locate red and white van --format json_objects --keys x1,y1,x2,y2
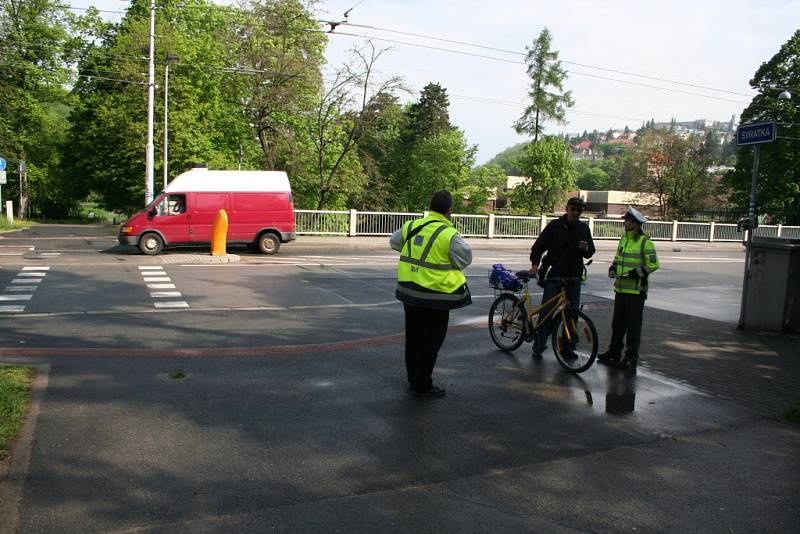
[{"x1": 118, "y1": 168, "x2": 296, "y2": 255}]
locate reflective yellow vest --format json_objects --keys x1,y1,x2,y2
[
  {"x1": 396, "y1": 212, "x2": 470, "y2": 309},
  {"x1": 613, "y1": 231, "x2": 660, "y2": 295}
]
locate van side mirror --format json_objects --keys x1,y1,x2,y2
[{"x1": 148, "y1": 208, "x2": 157, "y2": 218}]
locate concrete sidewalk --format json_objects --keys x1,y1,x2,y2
[{"x1": 2, "y1": 297, "x2": 798, "y2": 533}]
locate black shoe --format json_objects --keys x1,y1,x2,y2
[
  {"x1": 597, "y1": 351, "x2": 621, "y2": 364},
  {"x1": 532, "y1": 345, "x2": 545, "y2": 359},
  {"x1": 413, "y1": 385, "x2": 446, "y2": 398}
]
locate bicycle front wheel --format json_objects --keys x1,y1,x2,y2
[
  {"x1": 551, "y1": 309, "x2": 598, "y2": 373},
  {"x1": 488, "y1": 293, "x2": 526, "y2": 351}
]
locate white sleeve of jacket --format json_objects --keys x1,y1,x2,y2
[
  {"x1": 449, "y1": 235, "x2": 473, "y2": 270},
  {"x1": 389, "y1": 228, "x2": 404, "y2": 252}
]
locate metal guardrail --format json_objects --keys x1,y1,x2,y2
[{"x1": 294, "y1": 209, "x2": 800, "y2": 242}]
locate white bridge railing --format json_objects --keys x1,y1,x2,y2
[{"x1": 294, "y1": 209, "x2": 800, "y2": 242}]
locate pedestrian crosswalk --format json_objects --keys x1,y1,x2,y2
[
  {"x1": 1, "y1": 266, "x2": 49, "y2": 312},
  {"x1": 139, "y1": 266, "x2": 189, "y2": 309}
]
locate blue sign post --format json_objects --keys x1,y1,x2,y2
[
  {"x1": 0, "y1": 157, "x2": 5, "y2": 216},
  {"x1": 736, "y1": 121, "x2": 778, "y2": 330}
]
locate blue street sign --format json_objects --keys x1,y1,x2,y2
[
  {"x1": 0, "y1": 157, "x2": 6, "y2": 171},
  {"x1": 736, "y1": 122, "x2": 776, "y2": 146}
]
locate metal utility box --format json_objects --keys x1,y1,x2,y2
[{"x1": 744, "y1": 237, "x2": 800, "y2": 333}]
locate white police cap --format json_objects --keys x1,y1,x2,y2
[{"x1": 624, "y1": 206, "x2": 647, "y2": 224}]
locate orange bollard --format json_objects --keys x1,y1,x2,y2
[{"x1": 211, "y1": 208, "x2": 228, "y2": 256}]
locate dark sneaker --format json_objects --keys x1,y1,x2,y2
[
  {"x1": 413, "y1": 385, "x2": 446, "y2": 398},
  {"x1": 532, "y1": 349, "x2": 543, "y2": 359},
  {"x1": 597, "y1": 351, "x2": 621, "y2": 364}
]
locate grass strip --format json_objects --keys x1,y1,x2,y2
[{"x1": 0, "y1": 366, "x2": 36, "y2": 461}]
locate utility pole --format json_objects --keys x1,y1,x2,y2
[
  {"x1": 163, "y1": 53, "x2": 178, "y2": 190},
  {"x1": 145, "y1": 0, "x2": 156, "y2": 206}
]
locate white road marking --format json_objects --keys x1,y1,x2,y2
[
  {"x1": 0, "y1": 305, "x2": 25, "y2": 312},
  {"x1": 39, "y1": 252, "x2": 61, "y2": 257},
  {"x1": 154, "y1": 301, "x2": 189, "y2": 308},
  {"x1": 22, "y1": 266, "x2": 50, "y2": 271},
  {"x1": 150, "y1": 291, "x2": 182, "y2": 297},
  {"x1": 139, "y1": 266, "x2": 164, "y2": 270},
  {"x1": 5, "y1": 286, "x2": 38, "y2": 292},
  {"x1": 147, "y1": 283, "x2": 176, "y2": 289},
  {"x1": 17, "y1": 272, "x2": 46, "y2": 277},
  {"x1": 11, "y1": 278, "x2": 42, "y2": 284},
  {"x1": 0, "y1": 294, "x2": 33, "y2": 301},
  {"x1": 143, "y1": 276, "x2": 171, "y2": 282}
]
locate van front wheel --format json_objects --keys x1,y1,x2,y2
[
  {"x1": 139, "y1": 233, "x2": 164, "y2": 255},
  {"x1": 257, "y1": 233, "x2": 281, "y2": 254}
]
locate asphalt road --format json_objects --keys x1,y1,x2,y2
[
  {"x1": 2, "y1": 224, "x2": 798, "y2": 534},
  {"x1": 0, "y1": 224, "x2": 744, "y2": 352}
]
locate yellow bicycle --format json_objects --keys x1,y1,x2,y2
[{"x1": 488, "y1": 269, "x2": 598, "y2": 373}]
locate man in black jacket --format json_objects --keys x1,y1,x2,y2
[{"x1": 528, "y1": 197, "x2": 596, "y2": 358}]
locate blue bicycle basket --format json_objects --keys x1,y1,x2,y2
[{"x1": 489, "y1": 264, "x2": 522, "y2": 291}]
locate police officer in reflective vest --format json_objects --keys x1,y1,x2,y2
[
  {"x1": 390, "y1": 190, "x2": 473, "y2": 398},
  {"x1": 598, "y1": 206, "x2": 660, "y2": 372}
]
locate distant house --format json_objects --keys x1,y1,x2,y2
[
  {"x1": 571, "y1": 140, "x2": 602, "y2": 161},
  {"x1": 579, "y1": 190, "x2": 661, "y2": 218}
]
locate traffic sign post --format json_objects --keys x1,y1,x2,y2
[
  {"x1": 736, "y1": 121, "x2": 777, "y2": 330},
  {"x1": 0, "y1": 157, "x2": 5, "y2": 215}
]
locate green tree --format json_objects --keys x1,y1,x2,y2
[
  {"x1": 483, "y1": 142, "x2": 527, "y2": 175},
  {"x1": 726, "y1": 29, "x2": 800, "y2": 224},
  {"x1": 574, "y1": 160, "x2": 609, "y2": 190},
  {"x1": 514, "y1": 28, "x2": 574, "y2": 142},
  {"x1": 0, "y1": 0, "x2": 75, "y2": 218},
  {"x1": 633, "y1": 130, "x2": 715, "y2": 218},
  {"x1": 462, "y1": 163, "x2": 507, "y2": 214},
  {"x1": 512, "y1": 136, "x2": 575, "y2": 214},
  {"x1": 308, "y1": 43, "x2": 403, "y2": 209},
  {"x1": 351, "y1": 92, "x2": 405, "y2": 210},
  {"x1": 229, "y1": 0, "x2": 326, "y2": 171},
  {"x1": 400, "y1": 128, "x2": 476, "y2": 210}
]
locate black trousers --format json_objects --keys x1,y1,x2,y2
[
  {"x1": 404, "y1": 304, "x2": 450, "y2": 393},
  {"x1": 608, "y1": 292, "x2": 646, "y2": 361}
]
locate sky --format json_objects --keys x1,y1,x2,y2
[{"x1": 78, "y1": 0, "x2": 800, "y2": 163}]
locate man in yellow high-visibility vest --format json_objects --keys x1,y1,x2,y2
[
  {"x1": 598, "y1": 206, "x2": 660, "y2": 373},
  {"x1": 390, "y1": 190, "x2": 473, "y2": 398}
]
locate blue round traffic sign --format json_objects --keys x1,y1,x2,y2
[{"x1": 0, "y1": 157, "x2": 6, "y2": 171}]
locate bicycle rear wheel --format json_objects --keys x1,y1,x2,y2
[
  {"x1": 488, "y1": 293, "x2": 526, "y2": 351},
  {"x1": 551, "y1": 309, "x2": 598, "y2": 373}
]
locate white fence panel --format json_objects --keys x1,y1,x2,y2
[
  {"x1": 676, "y1": 222, "x2": 711, "y2": 241},
  {"x1": 643, "y1": 221, "x2": 673, "y2": 240},
  {"x1": 713, "y1": 223, "x2": 743, "y2": 241},
  {"x1": 753, "y1": 225, "x2": 779, "y2": 238},
  {"x1": 780, "y1": 226, "x2": 800, "y2": 238},
  {"x1": 356, "y1": 211, "x2": 422, "y2": 236},
  {"x1": 593, "y1": 218, "x2": 625, "y2": 240},
  {"x1": 493, "y1": 215, "x2": 541, "y2": 238},
  {"x1": 293, "y1": 209, "x2": 800, "y2": 242},
  {"x1": 295, "y1": 209, "x2": 349, "y2": 235},
  {"x1": 452, "y1": 214, "x2": 489, "y2": 237}
]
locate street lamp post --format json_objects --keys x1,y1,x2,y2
[{"x1": 163, "y1": 53, "x2": 179, "y2": 190}]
